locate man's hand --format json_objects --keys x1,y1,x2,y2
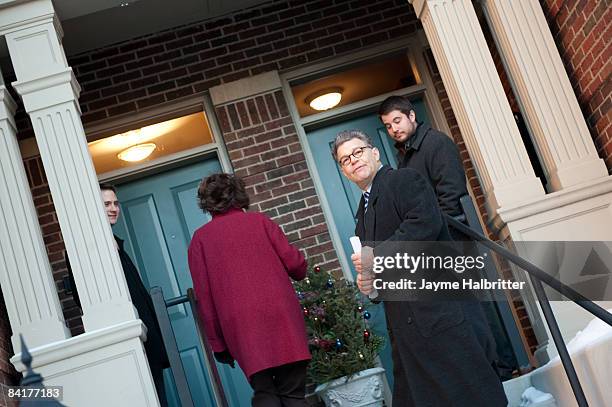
[{"x1": 351, "y1": 246, "x2": 374, "y2": 295}]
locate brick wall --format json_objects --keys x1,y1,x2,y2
[
  {"x1": 215, "y1": 89, "x2": 340, "y2": 272},
  {"x1": 15, "y1": 0, "x2": 419, "y2": 139},
  {"x1": 10, "y1": 0, "x2": 422, "y2": 328},
  {"x1": 541, "y1": 0, "x2": 611, "y2": 169},
  {"x1": 22, "y1": 156, "x2": 84, "y2": 336},
  {"x1": 7, "y1": 0, "x2": 572, "y2": 370}
]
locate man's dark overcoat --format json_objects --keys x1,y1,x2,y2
[{"x1": 355, "y1": 165, "x2": 507, "y2": 407}]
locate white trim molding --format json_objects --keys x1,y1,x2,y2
[
  {"x1": 10, "y1": 320, "x2": 161, "y2": 407},
  {"x1": 210, "y1": 71, "x2": 282, "y2": 106}
]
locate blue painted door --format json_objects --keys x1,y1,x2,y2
[
  {"x1": 305, "y1": 99, "x2": 430, "y2": 388},
  {"x1": 113, "y1": 156, "x2": 253, "y2": 406}
]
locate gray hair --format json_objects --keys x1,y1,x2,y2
[{"x1": 330, "y1": 129, "x2": 373, "y2": 160}]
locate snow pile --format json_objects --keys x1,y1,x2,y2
[
  {"x1": 550, "y1": 308, "x2": 612, "y2": 363},
  {"x1": 519, "y1": 387, "x2": 555, "y2": 407}
]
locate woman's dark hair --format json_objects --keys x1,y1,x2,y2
[{"x1": 197, "y1": 173, "x2": 250, "y2": 214}]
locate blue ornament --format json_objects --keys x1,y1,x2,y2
[
  {"x1": 297, "y1": 291, "x2": 304, "y2": 300},
  {"x1": 326, "y1": 279, "x2": 334, "y2": 288},
  {"x1": 335, "y1": 338, "x2": 342, "y2": 350},
  {"x1": 363, "y1": 310, "x2": 371, "y2": 320}
]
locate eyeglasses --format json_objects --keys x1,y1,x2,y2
[{"x1": 338, "y1": 146, "x2": 372, "y2": 167}]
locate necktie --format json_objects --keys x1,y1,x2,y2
[{"x1": 364, "y1": 191, "x2": 370, "y2": 212}]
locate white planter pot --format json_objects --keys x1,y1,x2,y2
[{"x1": 315, "y1": 367, "x2": 385, "y2": 407}]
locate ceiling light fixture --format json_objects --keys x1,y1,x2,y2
[
  {"x1": 117, "y1": 143, "x2": 157, "y2": 162},
  {"x1": 306, "y1": 87, "x2": 343, "y2": 111}
]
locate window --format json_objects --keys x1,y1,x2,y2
[
  {"x1": 88, "y1": 111, "x2": 214, "y2": 174},
  {"x1": 291, "y1": 53, "x2": 417, "y2": 118}
]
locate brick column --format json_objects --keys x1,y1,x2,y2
[
  {"x1": 481, "y1": 0, "x2": 608, "y2": 191},
  {"x1": 211, "y1": 71, "x2": 340, "y2": 272}
]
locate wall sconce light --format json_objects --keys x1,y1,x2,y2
[
  {"x1": 117, "y1": 142, "x2": 157, "y2": 162},
  {"x1": 306, "y1": 87, "x2": 343, "y2": 111}
]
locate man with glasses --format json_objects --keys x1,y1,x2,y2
[{"x1": 332, "y1": 130, "x2": 507, "y2": 407}]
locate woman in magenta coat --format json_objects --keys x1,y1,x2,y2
[{"x1": 188, "y1": 173, "x2": 311, "y2": 406}]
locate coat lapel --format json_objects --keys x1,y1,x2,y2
[
  {"x1": 362, "y1": 165, "x2": 391, "y2": 242},
  {"x1": 355, "y1": 195, "x2": 366, "y2": 239},
  {"x1": 363, "y1": 188, "x2": 378, "y2": 242}
]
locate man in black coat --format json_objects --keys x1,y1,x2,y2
[
  {"x1": 332, "y1": 130, "x2": 507, "y2": 406},
  {"x1": 67, "y1": 184, "x2": 170, "y2": 406},
  {"x1": 379, "y1": 95, "x2": 467, "y2": 218},
  {"x1": 379, "y1": 95, "x2": 506, "y2": 375}
]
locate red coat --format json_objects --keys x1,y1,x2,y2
[{"x1": 188, "y1": 208, "x2": 310, "y2": 379}]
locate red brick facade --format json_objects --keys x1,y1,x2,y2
[
  {"x1": 22, "y1": 157, "x2": 84, "y2": 336},
  {"x1": 12, "y1": 0, "x2": 423, "y2": 337},
  {"x1": 15, "y1": 0, "x2": 421, "y2": 139},
  {"x1": 541, "y1": 0, "x2": 611, "y2": 169},
  {"x1": 2, "y1": 0, "x2": 609, "y2": 385},
  {"x1": 215, "y1": 89, "x2": 340, "y2": 271}
]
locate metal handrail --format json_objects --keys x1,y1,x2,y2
[
  {"x1": 150, "y1": 287, "x2": 229, "y2": 407},
  {"x1": 445, "y1": 215, "x2": 612, "y2": 407}
]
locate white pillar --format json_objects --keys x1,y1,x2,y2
[
  {"x1": 0, "y1": 0, "x2": 138, "y2": 332},
  {"x1": 481, "y1": 0, "x2": 608, "y2": 191},
  {"x1": 409, "y1": 0, "x2": 545, "y2": 214},
  {"x1": 0, "y1": 81, "x2": 70, "y2": 352}
]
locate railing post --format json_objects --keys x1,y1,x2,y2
[
  {"x1": 150, "y1": 288, "x2": 195, "y2": 407},
  {"x1": 187, "y1": 289, "x2": 229, "y2": 407},
  {"x1": 529, "y1": 278, "x2": 589, "y2": 407},
  {"x1": 443, "y1": 215, "x2": 612, "y2": 406},
  {"x1": 445, "y1": 216, "x2": 612, "y2": 326}
]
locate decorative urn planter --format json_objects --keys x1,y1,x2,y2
[{"x1": 315, "y1": 367, "x2": 385, "y2": 407}]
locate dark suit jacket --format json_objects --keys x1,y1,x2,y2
[
  {"x1": 354, "y1": 166, "x2": 506, "y2": 406},
  {"x1": 66, "y1": 237, "x2": 170, "y2": 372}
]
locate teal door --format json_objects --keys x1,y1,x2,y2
[
  {"x1": 113, "y1": 156, "x2": 253, "y2": 406},
  {"x1": 306, "y1": 99, "x2": 430, "y2": 388}
]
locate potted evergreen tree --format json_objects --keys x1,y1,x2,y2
[{"x1": 294, "y1": 265, "x2": 385, "y2": 407}]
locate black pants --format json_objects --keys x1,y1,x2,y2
[
  {"x1": 151, "y1": 363, "x2": 167, "y2": 407},
  {"x1": 249, "y1": 361, "x2": 308, "y2": 407}
]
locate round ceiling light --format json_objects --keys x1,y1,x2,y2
[
  {"x1": 117, "y1": 143, "x2": 157, "y2": 162},
  {"x1": 306, "y1": 87, "x2": 343, "y2": 111}
]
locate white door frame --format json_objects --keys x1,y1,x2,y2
[
  {"x1": 280, "y1": 33, "x2": 451, "y2": 281},
  {"x1": 86, "y1": 93, "x2": 233, "y2": 184}
]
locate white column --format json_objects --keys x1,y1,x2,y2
[
  {"x1": 409, "y1": 0, "x2": 545, "y2": 214},
  {"x1": 0, "y1": 0, "x2": 138, "y2": 332},
  {"x1": 0, "y1": 81, "x2": 70, "y2": 352},
  {"x1": 481, "y1": 0, "x2": 608, "y2": 191}
]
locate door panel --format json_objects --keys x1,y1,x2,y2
[
  {"x1": 306, "y1": 99, "x2": 429, "y2": 389},
  {"x1": 114, "y1": 156, "x2": 253, "y2": 406}
]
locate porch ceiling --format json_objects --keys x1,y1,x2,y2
[
  {"x1": 0, "y1": 0, "x2": 272, "y2": 64},
  {"x1": 56, "y1": 0, "x2": 273, "y2": 55}
]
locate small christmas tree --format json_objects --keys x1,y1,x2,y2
[{"x1": 294, "y1": 264, "x2": 385, "y2": 384}]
